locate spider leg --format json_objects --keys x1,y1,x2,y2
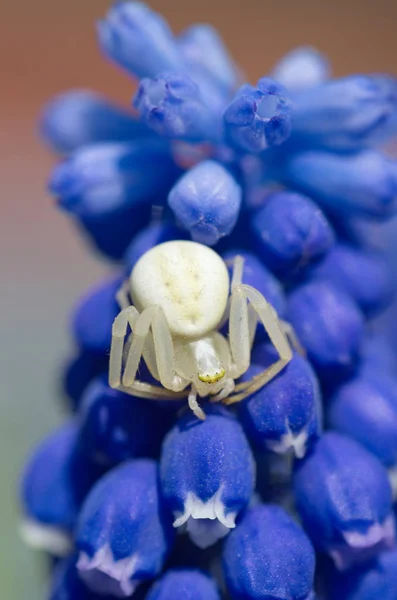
[
  {"x1": 224, "y1": 284, "x2": 293, "y2": 405},
  {"x1": 109, "y1": 305, "x2": 140, "y2": 388},
  {"x1": 279, "y1": 318, "x2": 306, "y2": 356},
  {"x1": 188, "y1": 385, "x2": 206, "y2": 420},
  {"x1": 116, "y1": 279, "x2": 132, "y2": 310}
]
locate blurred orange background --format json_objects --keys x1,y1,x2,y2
[{"x1": 1, "y1": 0, "x2": 397, "y2": 597}]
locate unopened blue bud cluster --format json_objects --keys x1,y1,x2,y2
[{"x1": 21, "y1": 3, "x2": 397, "y2": 599}]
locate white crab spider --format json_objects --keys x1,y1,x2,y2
[{"x1": 109, "y1": 240, "x2": 294, "y2": 420}]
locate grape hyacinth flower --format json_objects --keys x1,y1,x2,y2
[
  {"x1": 20, "y1": 2, "x2": 397, "y2": 599},
  {"x1": 293, "y1": 432, "x2": 395, "y2": 570},
  {"x1": 223, "y1": 505, "x2": 316, "y2": 600},
  {"x1": 76, "y1": 460, "x2": 174, "y2": 597},
  {"x1": 160, "y1": 407, "x2": 255, "y2": 548}
]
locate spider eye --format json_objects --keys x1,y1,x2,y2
[{"x1": 198, "y1": 369, "x2": 226, "y2": 384}]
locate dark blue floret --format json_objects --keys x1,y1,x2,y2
[
  {"x1": 71, "y1": 275, "x2": 122, "y2": 356},
  {"x1": 238, "y1": 345, "x2": 322, "y2": 458},
  {"x1": 77, "y1": 459, "x2": 174, "y2": 597},
  {"x1": 293, "y1": 432, "x2": 395, "y2": 570},
  {"x1": 251, "y1": 191, "x2": 335, "y2": 277},
  {"x1": 79, "y1": 375, "x2": 174, "y2": 466},
  {"x1": 288, "y1": 281, "x2": 365, "y2": 379},
  {"x1": 309, "y1": 243, "x2": 394, "y2": 317},
  {"x1": 328, "y1": 370, "x2": 397, "y2": 467},
  {"x1": 223, "y1": 504, "x2": 315, "y2": 600},
  {"x1": 62, "y1": 351, "x2": 108, "y2": 412},
  {"x1": 145, "y1": 569, "x2": 221, "y2": 600},
  {"x1": 20, "y1": 422, "x2": 104, "y2": 551},
  {"x1": 160, "y1": 406, "x2": 255, "y2": 548}
]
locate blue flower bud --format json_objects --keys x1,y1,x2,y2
[
  {"x1": 239, "y1": 345, "x2": 322, "y2": 458},
  {"x1": 160, "y1": 406, "x2": 255, "y2": 548},
  {"x1": 282, "y1": 150, "x2": 397, "y2": 219},
  {"x1": 146, "y1": 569, "x2": 221, "y2": 600},
  {"x1": 178, "y1": 24, "x2": 239, "y2": 95},
  {"x1": 77, "y1": 459, "x2": 174, "y2": 597},
  {"x1": 20, "y1": 422, "x2": 102, "y2": 556},
  {"x1": 223, "y1": 78, "x2": 292, "y2": 152},
  {"x1": 329, "y1": 549, "x2": 397, "y2": 600},
  {"x1": 293, "y1": 432, "x2": 395, "y2": 570},
  {"x1": 292, "y1": 75, "x2": 397, "y2": 151},
  {"x1": 62, "y1": 351, "x2": 108, "y2": 412},
  {"x1": 97, "y1": 2, "x2": 183, "y2": 79},
  {"x1": 288, "y1": 281, "x2": 365, "y2": 378},
  {"x1": 40, "y1": 90, "x2": 149, "y2": 154},
  {"x1": 223, "y1": 504, "x2": 315, "y2": 600},
  {"x1": 328, "y1": 371, "x2": 397, "y2": 467},
  {"x1": 79, "y1": 376, "x2": 173, "y2": 466},
  {"x1": 222, "y1": 250, "x2": 286, "y2": 317},
  {"x1": 271, "y1": 47, "x2": 330, "y2": 92},
  {"x1": 251, "y1": 192, "x2": 335, "y2": 277},
  {"x1": 49, "y1": 141, "x2": 180, "y2": 217},
  {"x1": 168, "y1": 160, "x2": 242, "y2": 245},
  {"x1": 310, "y1": 244, "x2": 394, "y2": 317},
  {"x1": 71, "y1": 275, "x2": 122, "y2": 355},
  {"x1": 124, "y1": 222, "x2": 189, "y2": 272},
  {"x1": 134, "y1": 72, "x2": 220, "y2": 142}
]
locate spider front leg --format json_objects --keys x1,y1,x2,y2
[
  {"x1": 109, "y1": 305, "x2": 188, "y2": 401},
  {"x1": 225, "y1": 284, "x2": 293, "y2": 405}
]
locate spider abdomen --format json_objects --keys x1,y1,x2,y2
[{"x1": 130, "y1": 241, "x2": 230, "y2": 338}]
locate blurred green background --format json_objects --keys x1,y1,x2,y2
[{"x1": 1, "y1": 0, "x2": 397, "y2": 597}]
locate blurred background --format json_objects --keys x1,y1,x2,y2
[{"x1": 1, "y1": 0, "x2": 397, "y2": 597}]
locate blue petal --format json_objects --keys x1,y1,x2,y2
[
  {"x1": 77, "y1": 459, "x2": 174, "y2": 597},
  {"x1": 271, "y1": 47, "x2": 330, "y2": 92},
  {"x1": 62, "y1": 351, "x2": 109, "y2": 412},
  {"x1": 328, "y1": 370, "x2": 397, "y2": 467},
  {"x1": 224, "y1": 78, "x2": 292, "y2": 152},
  {"x1": 239, "y1": 346, "x2": 322, "y2": 458},
  {"x1": 146, "y1": 569, "x2": 221, "y2": 600},
  {"x1": 292, "y1": 75, "x2": 397, "y2": 150},
  {"x1": 160, "y1": 406, "x2": 255, "y2": 547},
  {"x1": 288, "y1": 281, "x2": 365, "y2": 379},
  {"x1": 97, "y1": 1, "x2": 183, "y2": 79},
  {"x1": 134, "y1": 72, "x2": 220, "y2": 142},
  {"x1": 294, "y1": 432, "x2": 394, "y2": 569},
  {"x1": 251, "y1": 191, "x2": 335, "y2": 277},
  {"x1": 309, "y1": 243, "x2": 394, "y2": 317},
  {"x1": 282, "y1": 150, "x2": 397, "y2": 219},
  {"x1": 40, "y1": 90, "x2": 149, "y2": 154},
  {"x1": 223, "y1": 504, "x2": 315, "y2": 600},
  {"x1": 49, "y1": 141, "x2": 180, "y2": 217},
  {"x1": 79, "y1": 375, "x2": 174, "y2": 466},
  {"x1": 168, "y1": 160, "x2": 242, "y2": 245},
  {"x1": 178, "y1": 24, "x2": 240, "y2": 95}
]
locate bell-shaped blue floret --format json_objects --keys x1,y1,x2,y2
[
  {"x1": 160, "y1": 406, "x2": 255, "y2": 548},
  {"x1": 293, "y1": 432, "x2": 395, "y2": 570},
  {"x1": 270, "y1": 46, "x2": 330, "y2": 92},
  {"x1": 251, "y1": 191, "x2": 335, "y2": 277},
  {"x1": 79, "y1": 375, "x2": 174, "y2": 466},
  {"x1": 239, "y1": 345, "x2": 322, "y2": 458},
  {"x1": 223, "y1": 504, "x2": 315, "y2": 600},
  {"x1": 77, "y1": 459, "x2": 174, "y2": 597}
]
